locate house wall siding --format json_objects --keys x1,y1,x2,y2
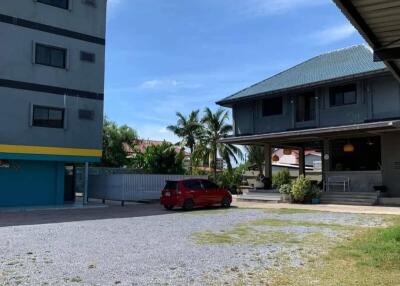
[
  {"x1": 232, "y1": 74, "x2": 400, "y2": 135},
  {"x1": 381, "y1": 132, "x2": 400, "y2": 197}
]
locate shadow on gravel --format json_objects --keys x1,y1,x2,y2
[
  {"x1": 0, "y1": 202, "x2": 173, "y2": 228},
  {"x1": 0, "y1": 203, "x2": 239, "y2": 228}
]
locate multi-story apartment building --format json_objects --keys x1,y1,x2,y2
[{"x1": 0, "y1": 0, "x2": 107, "y2": 207}]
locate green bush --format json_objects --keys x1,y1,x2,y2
[
  {"x1": 215, "y1": 163, "x2": 249, "y2": 193},
  {"x1": 272, "y1": 169, "x2": 291, "y2": 189},
  {"x1": 279, "y1": 184, "x2": 292, "y2": 195},
  {"x1": 291, "y1": 175, "x2": 312, "y2": 202},
  {"x1": 309, "y1": 185, "x2": 322, "y2": 199}
]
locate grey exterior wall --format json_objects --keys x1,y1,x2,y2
[
  {"x1": 0, "y1": 0, "x2": 107, "y2": 38},
  {"x1": 0, "y1": 87, "x2": 103, "y2": 149},
  {"x1": 0, "y1": 1, "x2": 106, "y2": 151},
  {"x1": 381, "y1": 132, "x2": 400, "y2": 197},
  {"x1": 233, "y1": 74, "x2": 400, "y2": 135}
]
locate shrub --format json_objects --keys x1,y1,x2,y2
[
  {"x1": 309, "y1": 185, "x2": 322, "y2": 199},
  {"x1": 279, "y1": 184, "x2": 292, "y2": 195},
  {"x1": 272, "y1": 169, "x2": 291, "y2": 189},
  {"x1": 215, "y1": 163, "x2": 249, "y2": 194},
  {"x1": 291, "y1": 175, "x2": 312, "y2": 203}
]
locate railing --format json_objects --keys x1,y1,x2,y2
[{"x1": 88, "y1": 174, "x2": 208, "y2": 203}]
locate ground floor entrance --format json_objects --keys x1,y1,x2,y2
[{"x1": 0, "y1": 160, "x2": 65, "y2": 207}]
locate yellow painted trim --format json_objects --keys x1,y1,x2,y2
[{"x1": 0, "y1": 144, "x2": 102, "y2": 157}]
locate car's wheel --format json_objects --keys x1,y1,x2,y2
[
  {"x1": 183, "y1": 199, "x2": 194, "y2": 211},
  {"x1": 221, "y1": 197, "x2": 231, "y2": 208},
  {"x1": 164, "y1": 204, "x2": 173, "y2": 210}
]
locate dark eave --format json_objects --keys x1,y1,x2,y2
[
  {"x1": 334, "y1": 0, "x2": 400, "y2": 82},
  {"x1": 219, "y1": 120, "x2": 400, "y2": 145},
  {"x1": 216, "y1": 69, "x2": 389, "y2": 107}
]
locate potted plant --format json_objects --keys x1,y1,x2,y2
[
  {"x1": 310, "y1": 186, "x2": 322, "y2": 204},
  {"x1": 291, "y1": 175, "x2": 312, "y2": 203},
  {"x1": 279, "y1": 184, "x2": 292, "y2": 203}
]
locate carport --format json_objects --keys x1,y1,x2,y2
[{"x1": 334, "y1": 0, "x2": 400, "y2": 81}]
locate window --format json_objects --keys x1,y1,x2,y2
[
  {"x1": 330, "y1": 137, "x2": 381, "y2": 171},
  {"x1": 330, "y1": 84, "x2": 357, "y2": 106},
  {"x1": 35, "y1": 44, "x2": 67, "y2": 69},
  {"x1": 83, "y1": 0, "x2": 97, "y2": 7},
  {"x1": 262, "y1": 96, "x2": 283, "y2": 117},
  {"x1": 183, "y1": 180, "x2": 203, "y2": 190},
  {"x1": 164, "y1": 181, "x2": 178, "y2": 191},
  {"x1": 79, "y1": 109, "x2": 95, "y2": 120},
  {"x1": 201, "y1": 180, "x2": 218, "y2": 190},
  {"x1": 296, "y1": 92, "x2": 316, "y2": 122},
  {"x1": 37, "y1": 0, "x2": 69, "y2": 9},
  {"x1": 32, "y1": 105, "x2": 65, "y2": 129},
  {"x1": 80, "y1": 51, "x2": 96, "y2": 63}
]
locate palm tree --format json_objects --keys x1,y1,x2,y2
[
  {"x1": 200, "y1": 107, "x2": 243, "y2": 180},
  {"x1": 167, "y1": 110, "x2": 202, "y2": 174},
  {"x1": 245, "y1": 145, "x2": 265, "y2": 176}
]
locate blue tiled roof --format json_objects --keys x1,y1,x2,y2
[{"x1": 218, "y1": 45, "x2": 387, "y2": 105}]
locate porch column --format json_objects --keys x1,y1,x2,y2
[
  {"x1": 323, "y1": 139, "x2": 330, "y2": 191},
  {"x1": 298, "y1": 147, "x2": 305, "y2": 176},
  {"x1": 83, "y1": 162, "x2": 89, "y2": 205},
  {"x1": 264, "y1": 144, "x2": 272, "y2": 188}
]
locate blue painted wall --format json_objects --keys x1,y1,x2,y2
[{"x1": 0, "y1": 160, "x2": 64, "y2": 207}]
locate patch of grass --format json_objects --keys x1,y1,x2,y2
[
  {"x1": 70, "y1": 276, "x2": 83, "y2": 283},
  {"x1": 182, "y1": 208, "x2": 232, "y2": 216},
  {"x1": 264, "y1": 208, "x2": 321, "y2": 215},
  {"x1": 191, "y1": 222, "x2": 343, "y2": 246},
  {"x1": 193, "y1": 225, "x2": 300, "y2": 245},
  {"x1": 249, "y1": 218, "x2": 358, "y2": 231},
  {"x1": 243, "y1": 217, "x2": 400, "y2": 286},
  {"x1": 339, "y1": 223, "x2": 400, "y2": 269}
]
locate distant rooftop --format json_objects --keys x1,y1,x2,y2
[{"x1": 217, "y1": 45, "x2": 387, "y2": 105}]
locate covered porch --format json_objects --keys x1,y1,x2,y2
[{"x1": 222, "y1": 120, "x2": 400, "y2": 203}]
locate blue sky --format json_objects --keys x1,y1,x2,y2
[{"x1": 105, "y1": 0, "x2": 364, "y2": 143}]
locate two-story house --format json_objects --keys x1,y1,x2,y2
[
  {"x1": 217, "y1": 45, "x2": 400, "y2": 201},
  {"x1": 0, "y1": 0, "x2": 107, "y2": 207}
]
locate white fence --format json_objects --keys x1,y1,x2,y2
[{"x1": 88, "y1": 174, "x2": 208, "y2": 202}]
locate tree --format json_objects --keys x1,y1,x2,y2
[
  {"x1": 102, "y1": 117, "x2": 138, "y2": 167},
  {"x1": 245, "y1": 145, "x2": 265, "y2": 176},
  {"x1": 167, "y1": 110, "x2": 202, "y2": 174},
  {"x1": 133, "y1": 141, "x2": 185, "y2": 174},
  {"x1": 200, "y1": 107, "x2": 243, "y2": 180}
]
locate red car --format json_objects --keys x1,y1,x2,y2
[{"x1": 160, "y1": 179, "x2": 232, "y2": 211}]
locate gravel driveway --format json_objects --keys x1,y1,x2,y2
[{"x1": 0, "y1": 207, "x2": 385, "y2": 286}]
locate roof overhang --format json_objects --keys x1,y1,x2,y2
[
  {"x1": 334, "y1": 0, "x2": 400, "y2": 82},
  {"x1": 220, "y1": 120, "x2": 400, "y2": 145}
]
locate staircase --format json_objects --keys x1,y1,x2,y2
[
  {"x1": 237, "y1": 188, "x2": 281, "y2": 203},
  {"x1": 321, "y1": 192, "x2": 379, "y2": 206}
]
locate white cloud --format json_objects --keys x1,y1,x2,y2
[
  {"x1": 238, "y1": 0, "x2": 329, "y2": 17},
  {"x1": 139, "y1": 79, "x2": 202, "y2": 90},
  {"x1": 311, "y1": 24, "x2": 357, "y2": 45},
  {"x1": 140, "y1": 79, "x2": 183, "y2": 89}
]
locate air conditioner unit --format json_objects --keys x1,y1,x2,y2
[{"x1": 83, "y1": 0, "x2": 97, "y2": 8}]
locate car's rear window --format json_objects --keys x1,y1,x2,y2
[{"x1": 164, "y1": 181, "x2": 178, "y2": 190}]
